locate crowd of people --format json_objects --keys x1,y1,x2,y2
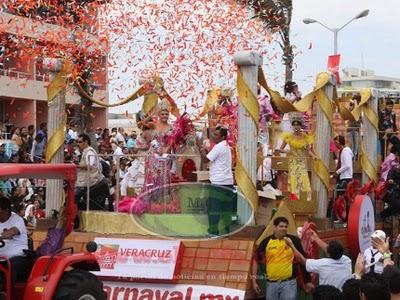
[
  {"x1": 0, "y1": 120, "x2": 47, "y2": 229},
  {"x1": 0, "y1": 81, "x2": 400, "y2": 299},
  {"x1": 253, "y1": 216, "x2": 400, "y2": 300}
]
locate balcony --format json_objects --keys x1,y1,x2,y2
[
  {"x1": 0, "y1": 12, "x2": 107, "y2": 53},
  {"x1": 0, "y1": 68, "x2": 107, "y2": 106}
]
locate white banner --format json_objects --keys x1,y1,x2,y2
[
  {"x1": 93, "y1": 238, "x2": 183, "y2": 280},
  {"x1": 103, "y1": 282, "x2": 245, "y2": 300}
]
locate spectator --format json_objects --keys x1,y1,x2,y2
[
  {"x1": 287, "y1": 230, "x2": 352, "y2": 290},
  {"x1": 342, "y1": 278, "x2": 360, "y2": 300},
  {"x1": 67, "y1": 122, "x2": 78, "y2": 142},
  {"x1": 382, "y1": 265, "x2": 400, "y2": 298},
  {"x1": 95, "y1": 127, "x2": 102, "y2": 140},
  {"x1": 31, "y1": 134, "x2": 45, "y2": 162},
  {"x1": 381, "y1": 166, "x2": 400, "y2": 219},
  {"x1": 24, "y1": 199, "x2": 36, "y2": 226},
  {"x1": 0, "y1": 143, "x2": 9, "y2": 163},
  {"x1": 116, "y1": 127, "x2": 126, "y2": 146},
  {"x1": 364, "y1": 230, "x2": 385, "y2": 274},
  {"x1": 33, "y1": 199, "x2": 45, "y2": 219},
  {"x1": 100, "y1": 128, "x2": 112, "y2": 153},
  {"x1": 20, "y1": 127, "x2": 30, "y2": 149},
  {"x1": 0, "y1": 195, "x2": 28, "y2": 259},
  {"x1": 11, "y1": 127, "x2": 22, "y2": 151},
  {"x1": 36, "y1": 122, "x2": 47, "y2": 142},
  {"x1": 312, "y1": 285, "x2": 343, "y2": 300},
  {"x1": 126, "y1": 131, "x2": 137, "y2": 149},
  {"x1": 17, "y1": 147, "x2": 32, "y2": 163},
  {"x1": 4, "y1": 118, "x2": 13, "y2": 135},
  {"x1": 380, "y1": 146, "x2": 400, "y2": 182},
  {"x1": 113, "y1": 140, "x2": 125, "y2": 163},
  {"x1": 0, "y1": 120, "x2": 5, "y2": 138},
  {"x1": 252, "y1": 216, "x2": 311, "y2": 300},
  {"x1": 379, "y1": 99, "x2": 398, "y2": 157},
  {"x1": 36, "y1": 187, "x2": 45, "y2": 207},
  {"x1": 332, "y1": 135, "x2": 354, "y2": 192},
  {"x1": 27, "y1": 125, "x2": 34, "y2": 151},
  {"x1": 75, "y1": 133, "x2": 108, "y2": 210},
  {"x1": 64, "y1": 139, "x2": 77, "y2": 162},
  {"x1": 10, "y1": 153, "x2": 19, "y2": 163},
  {"x1": 359, "y1": 272, "x2": 390, "y2": 300}
]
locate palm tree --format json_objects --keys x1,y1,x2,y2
[{"x1": 244, "y1": 0, "x2": 294, "y2": 81}]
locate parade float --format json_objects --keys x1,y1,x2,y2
[
  {"x1": 0, "y1": 1, "x2": 385, "y2": 299},
  {"x1": 25, "y1": 50, "x2": 382, "y2": 299}
]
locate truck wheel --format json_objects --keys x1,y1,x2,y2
[{"x1": 54, "y1": 269, "x2": 106, "y2": 300}]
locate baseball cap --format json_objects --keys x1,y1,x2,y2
[{"x1": 371, "y1": 230, "x2": 386, "y2": 241}]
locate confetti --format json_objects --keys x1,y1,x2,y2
[{"x1": 1, "y1": 0, "x2": 285, "y2": 113}]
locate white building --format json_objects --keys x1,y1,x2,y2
[{"x1": 338, "y1": 68, "x2": 400, "y2": 101}]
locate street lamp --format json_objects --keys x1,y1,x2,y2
[{"x1": 303, "y1": 9, "x2": 370, "y2": 54}]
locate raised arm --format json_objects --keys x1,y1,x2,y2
[
  {"x1": 284, "y1": 237, "x2": 307, "y2": 265},
  {"x1": 310, "y1": 230, "x2": 328, "y2": 254}
]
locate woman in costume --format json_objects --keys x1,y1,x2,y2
[
  {"x1": 142, "y1": 100, "x2": 174, "y2": 201},
  {"x1": 278, "y1": 118, "x2": 315, "y2": 201}
]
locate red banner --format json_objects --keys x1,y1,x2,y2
[{"x1": 327, "y1": 54, "x2": 341, "y2": 84}]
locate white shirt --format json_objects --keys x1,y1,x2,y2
[
  {"x1": 115, "y1": 132, "x2": 125, "y2": 145},
  {"x1": 113, "y1": 147, "x2": 124, "y2": 163},
  {"x1": 0, "y1": 213, "x2": 28, "y2": 258},
  {"x1": 336, "y1": 146, "x2": 353, "y2": 180},
  {"x1": 207, "y1": 140, "x2": 233, "y2": 185},
  {"x1": 68, "y1": 129, "x2": 78, "y2": 141},
  {"x1": 306, "y1": 255, "x2": 352, "y2": 290},
  {"x1": 363, "y1": 247, "x2": 384, "y2": 274}
]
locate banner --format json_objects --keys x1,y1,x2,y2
[
  {"x1": 103, "y1": 282, "x2": 245, "y2": 300},
  {"x1": 327, "y1": 54, "x2": 341, "y2": 84},
  {"x1": 93, "y1": 238, "x2": 183, "y2": 281}
]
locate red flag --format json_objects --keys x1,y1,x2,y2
[{"x1": 327, "y1": 54, "x2": 341, "y2": 84}]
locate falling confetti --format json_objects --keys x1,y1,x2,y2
[{"x1": 1, "y1": 0, "x2": 284, "y2": 114}]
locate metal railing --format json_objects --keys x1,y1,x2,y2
[
  {"x1": 0, "y1": 68, "x2": 49, "y2": 82},
  {"x1": 84, "y1": 153, "x2": 200, "y2": 212}
]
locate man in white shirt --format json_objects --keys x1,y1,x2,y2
[
  {"x1": 285, "y1": 230, "x2": 352, "y2": 291},
  {"x1": 0, "y1": 197, "x2": 28, "y2": 259},
  {"x1": 75, "y1": 134, "x2": 109, "y2": 210},
  {"x1": 113, "y1": 141, "x2": 125, "y2": 164},
  {"x1": 332, "y1": 135, "x2": 354, "y2": 189},
  {"x1": 0, "y1": 196, "x2": 31, "y2": 286},
  {"x1": 115, "y1": 127, "x2": 126, "y2": 146},
  {"x1": 363, "y1": 230, "x2": 385, "y2": 274},
  {"x1": 67, "y1": 122, "x2": 78, "y2": 141},
  {"x1": 199, "y1": 126, "x2": 235, "y2": 235}
]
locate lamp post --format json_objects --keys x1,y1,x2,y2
[{"x1": 303, "y1": 9, "x2": 369, "y2": 54}]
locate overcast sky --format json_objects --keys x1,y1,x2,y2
[
  {"x1": 109, "y1": 0, "x2": 400, "y2": 113},
  {"x1": 290, "y1": 0, "x2": 400, "y2": 91}
]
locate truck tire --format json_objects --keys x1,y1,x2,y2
[{"x1": 54, "y1": 269, "x2": 106, "y2": 300}]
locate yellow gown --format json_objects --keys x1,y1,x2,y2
[{"x1": 282, "y1": 132, "x2": 314, "y2": 199}]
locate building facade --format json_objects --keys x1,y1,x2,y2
[
  {"x1": 0, "y1": 5, "x2": 108, "y2": 133},
  {"x1": 338, "y1": 68, "x2": 400, "y2": 102}
]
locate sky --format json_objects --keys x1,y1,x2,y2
[
  {"x1": 291, "y1": 0, "x2": 400, "y2": 90},
  {"x1": 108, "y1": 0, "x2": 400, "y2": 114}
]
